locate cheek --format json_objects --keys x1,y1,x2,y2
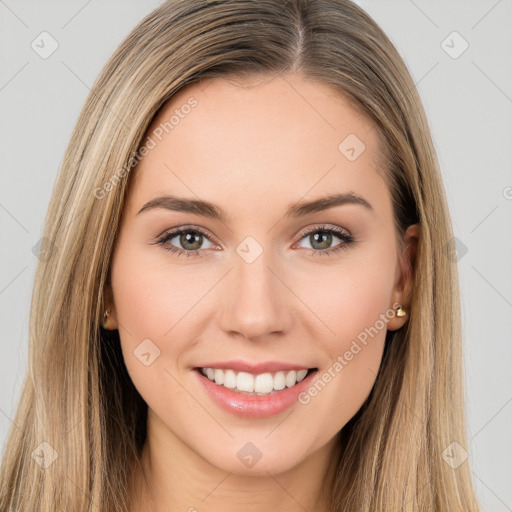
[
  {"x1": 109, "y1": 247, "x2": 207, "y2": 397},
  {"x1": 296, "y1": 242, "x2": 396, "y2": 420},
  {"x1": 309, "y1": 242, "x2": 397, "y2": 352},
  {"x1": 111, "y1": 245, "x2": 210, "y2": 343}
]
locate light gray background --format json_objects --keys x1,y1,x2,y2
[{"x1": 1, "y1": 1, "x2": 511, "y2": 510}]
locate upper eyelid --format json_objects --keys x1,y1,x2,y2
[
  {"x1": 160, "y1": 225, "x2": 217, "y2": 243},
  {"x1": 297, "y1": 224, "x2": 350, "y2": 237}
]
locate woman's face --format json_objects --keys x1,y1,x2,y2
[{"x1": 106, "y1": 72, "x2": 415, "y2": 476}]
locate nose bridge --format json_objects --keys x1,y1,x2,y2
[{"x1": 218, "y1": 241, "x2": 291, "y2": 339}]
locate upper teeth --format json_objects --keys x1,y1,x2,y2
[{"x1": 201, "y1": 367, "x2": 309, "y2": 395}]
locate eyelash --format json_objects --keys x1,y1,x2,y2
[{"x1": 154, "y1": 224, "x2": 355, "y2": 258}]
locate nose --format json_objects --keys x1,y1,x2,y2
[{"x1": 218, "y1": 249, "x2": 293, "y2": 341}]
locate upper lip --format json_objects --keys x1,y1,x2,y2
[{"x1": 194, "y1": 359, "x2": 316, "y2": 374}]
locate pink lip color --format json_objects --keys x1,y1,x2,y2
[{"x1": 192, "y1": 368, "x2": 318, "y2": 419}]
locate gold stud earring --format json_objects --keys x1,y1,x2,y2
[
  {"x1": 396, "y1": 305, "x2": 407, "y2": 317},
  {"x1": 103, "y1": 309, "x2": 110, "y2": 329}
]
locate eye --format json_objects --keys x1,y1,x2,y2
[
  {"x1": 295, "y1": 224, "x2": 355, "y2": 256},
  {"x1": 153, "y1": 224, "x2": 355, "y2": 258},
  {"x1": 154, "y1": 226, "x2": 216, "y2": 258}
]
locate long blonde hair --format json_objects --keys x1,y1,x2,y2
[{"x1": 0, "y1": 1, "x2": 480, "y2": 510}]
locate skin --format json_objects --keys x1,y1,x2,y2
[{"x1": 103, "y1": 72, "x2": 419, "y2": 512}]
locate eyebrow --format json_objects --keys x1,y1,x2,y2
[{"x1": 137, "y1": 192, "x2": 373, "y2": 221}]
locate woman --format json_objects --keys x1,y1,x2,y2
[{"x1": 0, "y1": 0, "x2": 481, "y2": 511}]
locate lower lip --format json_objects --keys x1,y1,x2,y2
[{"x1": 192, "y1": 368, "x2": 318, "y2": 419}]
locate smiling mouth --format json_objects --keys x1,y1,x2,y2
[{"x1": 195, "y1": 367, "x2": 318, "y2": 396}]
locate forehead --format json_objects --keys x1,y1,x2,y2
[{"x1": 126, "y1": 73, "x2": 389, "y2": 220}]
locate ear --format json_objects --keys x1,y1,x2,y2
[
  {"x1": 387, "y1": 223, "x2": 420, "y2": 331},
  {"x1": 102, "y1": 278, "x2": 119, "y2": 330}
]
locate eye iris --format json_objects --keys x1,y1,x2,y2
[
  {"x1": 181, "y1": 231, "x2": 202, "y2": 250},
  {"x1": 311, "y1": 231, "x2": 332, "y2": 250}
]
